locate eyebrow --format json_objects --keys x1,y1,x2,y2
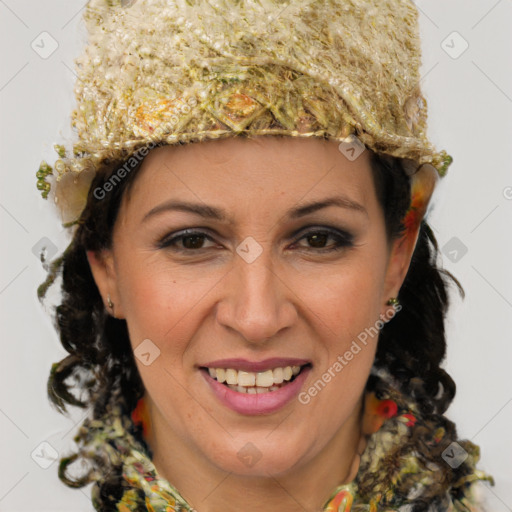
[{"x1": 142, "y1": 195, "x2": 368, "y2": 224}]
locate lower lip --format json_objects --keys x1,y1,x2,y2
[{"x1": 202, "y1": 366, "x2": 312, "y2": 415}]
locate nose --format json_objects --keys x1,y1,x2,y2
[{"x1": 215, "y1": 247, "x2": 297, "y2": 344}]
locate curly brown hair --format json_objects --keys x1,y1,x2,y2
[{"x1": 38, "y1": 142, "x2": 482, "y2": 510}]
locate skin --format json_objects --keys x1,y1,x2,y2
[{"x1": 87, "y1": 136, "x2": 424, "y2": 512}]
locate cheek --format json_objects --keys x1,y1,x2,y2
[
  {"x1": 305, "y1": 276, "x2": 382, "y2": 380},
  {"x1": 117, "y1": 261, "x2": 174, "y2": 342},
  {"x1": 297, "y1": 253, "x2": 387, "y2": 339},
  {"x1": 286, "y1": 266, "x2": 385, "y2": 451},
  {"x1": 113, "y1": 250, "x2": 219, "y2": 355},
  {"x1": 292, "y1": 248, "x2": 387, "y2": 389}
]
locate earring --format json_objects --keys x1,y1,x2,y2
[
  {"x1": 362, "y1": 390, "x2": 399, "y2": 435},
  {"x1": 386, "y1": 297, "x2": 400, "y2": 307},
  {"x1": 107, "y1": 293, "x2": 114, "y2": 310}
]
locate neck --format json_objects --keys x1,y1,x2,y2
[{"x1": 145, "y1": 397, "x2": 366, "y2": 512}]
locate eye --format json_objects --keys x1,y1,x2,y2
[
  {"x1": 157, "y1": 229, "x2": 217, "y2": 251},
  {"x1": 292, "y1": 227, "x2": 354, "y2": 253},
  {"x1": 157, "y1": 227, "x2": 355, "y2": 254}
]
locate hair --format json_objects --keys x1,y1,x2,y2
[{"x1": 39, "y1": 139, "x2": 474, "y2": 510}]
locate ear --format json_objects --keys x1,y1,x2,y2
[
  {"x1": 380, "y1": 163, "x2": 438, "y2": 316},
  {"x1": 380, "y1": 222, "x2": 421, "y2": 317},
  {"x1": 86, "y1": 249, "x2": 125, "y2": 318}
]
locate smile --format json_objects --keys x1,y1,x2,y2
[
  {"x1": 205, "y1": 365, "x2": 304, "y2": 393},
  {"x1": 200, "y1": 360, "x2": 313, "y2": 415}
]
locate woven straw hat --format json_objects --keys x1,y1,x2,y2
[{"x1": 36, "y1": 0, "x2": 452, "y2": 225}]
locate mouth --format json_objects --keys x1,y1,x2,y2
[{"x1": 199, "y1": 363, "x2": 312, "y2": 394}]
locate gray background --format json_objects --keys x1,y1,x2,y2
[{"x1": 0, "y1": 1, "x2": 511, "y2": 510}]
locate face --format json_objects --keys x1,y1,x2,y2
[{"x1": 88, "y1": 136, "x2": 414, "y2": 479}]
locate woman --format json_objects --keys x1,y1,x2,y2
[{"x1": 36, "y1": 0, "x2": 495, "y2": 510}]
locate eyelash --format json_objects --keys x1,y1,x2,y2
[{"x1": 157, "y1": 227, "x2": 355, "y2": 254}]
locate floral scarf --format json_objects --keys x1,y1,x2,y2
[{"x1": 69, "y1": 368, "x2": 494, "y2": 512}]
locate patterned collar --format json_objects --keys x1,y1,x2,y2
[{"x1": 70, "y1": 369, "x2": 494, "y2": 511}]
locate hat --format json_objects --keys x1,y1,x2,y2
[{"x1": 36, "y1": 0, "x2": 453, "y2": 225}]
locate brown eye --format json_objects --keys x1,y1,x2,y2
[
  {"x1": 293, "y1": 228, "x2": 354, "y2": 252},
  {"x1": 158, "y1": 230, "x2": 216, "y2": 251},
  {"x1": 157, "y1": 227, "x2": 354, "y2": 254},
  {"x1": 181, "y1": 234, "x2": 207, "y2": 249},
  {"x1": 307, "y1": 232, "x2": 329, "y2": 248}
]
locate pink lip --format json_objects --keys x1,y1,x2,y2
[
  {"x1": 201, "y1": 365, "x2": 312, "y2": 415},
  {"x1": 199, "y1": 357, "x2": 311, "y2": 372}
]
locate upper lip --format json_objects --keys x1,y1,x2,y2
[{"x1": 200, "y1": 358, "x2": 311, "y2": 373}]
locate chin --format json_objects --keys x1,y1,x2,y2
[{"x1": 205, "y1": 433, "x2": 312, "y2": 478}]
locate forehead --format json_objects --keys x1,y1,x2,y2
[{"x1": 122, "y1": 136, "x2": 377, "y2": 217}]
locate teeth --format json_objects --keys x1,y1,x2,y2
[
  {"x1": 273, "y1": 367, "x2": 284, "y2": 384},
  {"x1": 225, "y1": 384, "x2": 284, "y2": 394},
  {"x1": 238, "y1": 371, "x2": 256, "y2": 387},
  {"x1": 207, "y1": 365, "x2": 304, "y2": 389},
  {"x1": 225, "y1": 369, "x2": 238, "y2": 385},
  {"x1": 256, "y1": 370, "x2": 274, "y2": 387}
]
